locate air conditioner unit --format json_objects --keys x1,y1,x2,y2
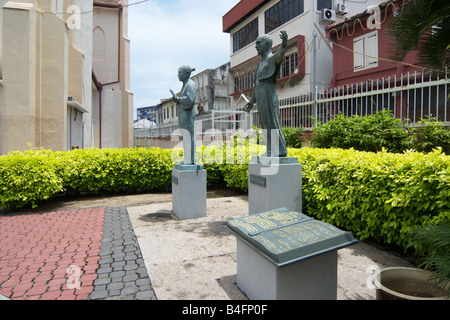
[
  {"x1": 336, "y1": 3, "x2": 348, "y2": 15},
  {"x1": 321, "y1": 8, "x2": 336, "y2": 23}
]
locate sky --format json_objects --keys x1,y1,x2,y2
[{"x1": 128, "y1": 0, "x2": 241, "y2": 116}]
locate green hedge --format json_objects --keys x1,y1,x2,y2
[
  {"x1": 0, "y1": 149, "x2": 64, "y2": 209},
  {"x1": 1, "y1": 146, "x2": 449, "y2": 253},
  {"x1": 290, "y1": 147, "x2": 450, "y2": 248},
  {"x1": 311, "y1": 110, "x2": 410, "y2": 153},
  {"x1": 210, "y1": 145, "x2": 450, "y2": 249},
  {"x1": 311, "y1": 111, "x2": 450, "y2": 154}
]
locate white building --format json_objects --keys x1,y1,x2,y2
[
  {"x1": 223, "y1": 0, "x2": 384, "y2": 112},
  {"x1": 192, "y1": 62, "x2": 231, "y2": 115},
  {"x1": 0, "y1": 0, "x2": 132, "y2": 155}
]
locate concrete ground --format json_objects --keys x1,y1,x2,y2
[
  {"x1": 1, "y1": 189, "x2": 416, "y2": 300},
  {"x1": 125, "y1": 193, "x2": 415, "y2": 300}
]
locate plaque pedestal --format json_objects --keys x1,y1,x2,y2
[
  {"x1": 236, "y1": 239, "x2": 337, "y2": 300},
  {"x1": 248, "y1": 156, "x2": 302, "y2": 215},
  {"x1": 172, "y1": 164, "x2": 206, "y2": 220},
  {"x1": 226, "y1": 208, "x2": 358, "y2": 300}
]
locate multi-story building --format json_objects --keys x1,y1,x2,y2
[
  {"x1": 146, "y1": 63, "x2": 231, "y2": 135},
  {"x1": 325, "y1": 1, "x2": 449, "y2": 124},
  {"x1": 0, "y1": 0, "x2": 132, "y2": 155},
  {"x1": 192, "y1": 62, "x2": 231, "y2": 115},
  {"x1": 136, "y1": 105, "x2": 157, "y2": 122},
  {"x1": 222, "y1": 0, "x2": 384, "y2": 111},
  {"x1": 155, "y1": 97, "x2": 178, "y2": 127}
]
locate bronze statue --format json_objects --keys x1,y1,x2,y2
[
  {"x1": 245, "y1": 31, "x2": 288, "y2": 157},
  {"x1": 170, "y1": 65, "x2": 197, "y2": 164}
]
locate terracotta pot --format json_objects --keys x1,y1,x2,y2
[{"x1": 371, "y1": 267, "x2": 448, "y2": 300}]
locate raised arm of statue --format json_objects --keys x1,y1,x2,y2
[{"x1": 274, "y1": 31, "x2": 288, "y2": 65}]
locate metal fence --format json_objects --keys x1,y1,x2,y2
[
  {"x1": 135, "y1": 69, "x2": 450, "y2": 146},
  {"x1": 133, "y1": 110, "x2": 252, "y2": 147},
  {"x1": 250, "y1": 68, "x2": 450, "y2": 130}
]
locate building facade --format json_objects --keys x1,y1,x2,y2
[
  {"x1": 324, "y1": 1, "x2": 449, "y2": 124},
  {"x1": 136, "y1": 105, "x2": 157, "y2": 122},
  {"x1": 192, "y1": 62, "x2": 231, "y2": 115},
  {"x1": 326, "y1": 1, "x2": 421, "y2": 88},
  {"x1": 0, "y1": 0, "x2": 132, "y2": 155},
  {"x1": 222, "y1": 0, "x2": 384, "y2": 110},
  {"x1": 92, "y1": 0, "x2": 133, "y2": 149},
  {"x1": 155, "y1": 97, "x2": 178, "y2": 127}
]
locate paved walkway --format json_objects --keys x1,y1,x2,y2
[
  {"x1": 0, "y1": 194, "x2": 416, "y2": 301},
  {"x1": 0, "y1": 207, "x2": 156, "y2": 300}
]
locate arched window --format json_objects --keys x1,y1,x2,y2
[{"x1": 93, "y1": 26, "x2": 106, "y2": 61}]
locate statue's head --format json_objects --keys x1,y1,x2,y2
[
  {"x1": 178, "y1": 65, "x2": 196, "y2": 82},
  {"x1": 255, "y1": 35, "x2": 272, "y2": 56}
]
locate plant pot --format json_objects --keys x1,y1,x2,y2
[{"x1": 371, "y1": 267, "x2": 448, "y2": 300}]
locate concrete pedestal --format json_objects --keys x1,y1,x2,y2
[
  {"x1": 236, "y1": 238, "x2": 338, "y2": 300},
  {"x1": 248, "y1": 156, "x2": 302, "y2": 215},
  {"x1": 172, "y1": 164, "x2": 206, "y2": 220}
]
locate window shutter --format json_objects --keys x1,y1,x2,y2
[
  {"x1": 353, "y1": 37, "x2": 365, "y2": 71},
  {"x1": 365, "y1": 32, "x2": 378, "y2": 67}
]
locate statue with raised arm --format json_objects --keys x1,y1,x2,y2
[
  {"x1": 245, "y1": 31, "x2": 288, "y2": 157},
  {"x1": 170, "y1": 65, "x2": 197, "y2": 164}
]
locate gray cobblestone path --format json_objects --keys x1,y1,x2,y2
[{"x1": 89, "y1": 207, "x2": 157, "y2": 300}]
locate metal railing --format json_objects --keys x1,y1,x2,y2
[
  {"x1": 135, "y1": 69, "x2": 450, "y2": 146},
  {"x1": 250, "y1": 69, "x2": 450, "y2": 130}
]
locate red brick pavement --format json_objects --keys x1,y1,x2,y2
[{"x1": 0, "y1": 208, "x2": 106, "y2": 300}]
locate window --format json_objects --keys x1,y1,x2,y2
[
  {"x1": 279, "y1": 52, "x2": 299, "y2": 79},
  {"x1": 234, "y1": 71, "x2": 254, "y2": 93},
  {"x1": 233, "y1": 18, "x2": 259, "y2": 53},
  {"x1": 93, "y1": 27, "x2": 106, "y2": 61},
  {"x1": 265, "y1": 0, "x2": 304, "y2": 33},
  {"x1": 317, "y1": 0, "x2": 333, "y2": 11},
  {"x1": 353, "y1": 31, "x2": 378, "y2": 71}
]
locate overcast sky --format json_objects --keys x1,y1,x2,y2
[{"x1": 128, "y1": 0, "x2": 241, "y2": 116}]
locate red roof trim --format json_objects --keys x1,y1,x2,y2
[{"x1": 223, "y1": 0, "x2": 269, "y2": 33}]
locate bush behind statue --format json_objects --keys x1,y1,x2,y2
[
  {"x1": 311, "y1": 110, "x2": 409, "y2": 153},
  {"x1": 311, "y1": 111, "x2": 450, "y2": 154}
]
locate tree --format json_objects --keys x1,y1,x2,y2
[{"x1": 387, "y1": 0, "x2": 450, "y2": 69}]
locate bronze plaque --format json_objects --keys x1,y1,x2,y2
[{"x1": 227, "y1": 208, "x2": 358, "y2": 266}]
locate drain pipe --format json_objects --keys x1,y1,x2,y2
[{"x1": 92, "y1": 71, "x2": 103, "y2": 148}]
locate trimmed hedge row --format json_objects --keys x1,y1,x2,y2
[
  {"x1": 290, "y1": 147, "x2": 450, "y2": 247},
  {"x1": 1, "y1": 146, "x2": 449, "y2": 251},
  {"x1": 0, "y1": 148, "x2": 175, "y2": 209},
  {"x1": 311, "y1": 111, "x2": 450, "y2": 154}
]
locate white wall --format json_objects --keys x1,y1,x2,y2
[
  {"x1": 71, "y1": 0, "x2": 93, "y2": 149},
  {"x1": 101, "y1": 89, "x2": 123, "y2": 148},
  {"x1": 93, "y1": 8, "x2": 119, "y2": 86}
]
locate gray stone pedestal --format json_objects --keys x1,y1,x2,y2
[
  {"x1": 236, "y1": 238, "x2": 338, "y2": 300},
  {"x1": 248, "y1": 156, "x2": 302, "y2": 215},
  {"x1": 226, "y1": 208, "x2": 358, "y2": 300},
  {"x1": 172, "y1": 164, "x2": 206, "y2": 220}
]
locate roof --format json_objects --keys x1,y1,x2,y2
[
  {"x1": 223, "y1": 0, "x2": 270, "y2": 33},
  {"x1": 325, "y1": 1, "x2": 395, "y2": 32},
  {"x1": 93, "y1": 0, "x2": 123, "y2": 8}
]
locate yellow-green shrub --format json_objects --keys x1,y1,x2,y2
[
  {"x1": 1, "y1": 145, "x2": 449, "y2": 253},
  {"x1": 289, "y1": 147, "x2": 450, "y2": 247},
  {"x1": 0, "y1": 149, "x2": 64, "y2": 208}
]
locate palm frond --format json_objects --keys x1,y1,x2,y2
[{"x1": 387, "y1": 0, "x2": 450, "y2": 68}]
